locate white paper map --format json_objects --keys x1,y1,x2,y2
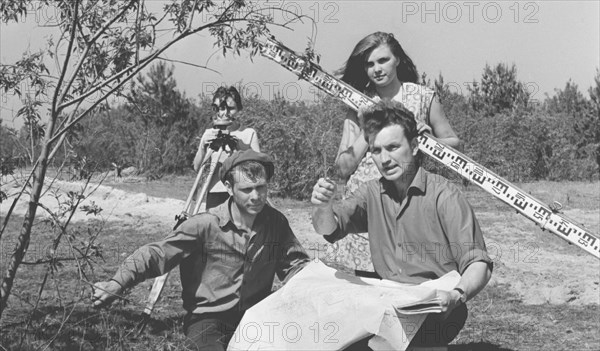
[{"x1": 228, "y1": 261, "x2": 460, "y2": 351}]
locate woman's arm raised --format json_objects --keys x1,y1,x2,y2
[{"x1": 335, "y1": 110, "x2": 370, "y2": 179}]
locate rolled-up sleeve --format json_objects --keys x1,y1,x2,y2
[
  {"x1": 112, "y1": 218, "x2": 206, "y2": 288},
  {"x1": 276, "y1": 217, "x2": 311, "y2": 283},
  {"x1": 437, "y1": 188, "x2": 493, "y2": 274}
]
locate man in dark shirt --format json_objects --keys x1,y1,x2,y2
[
  {"x1": 93, "y1": 150, "x2": 310, "y2": 350},
  {"x1": 311, "y1": 100, "x2": 493, "y2": 348}
]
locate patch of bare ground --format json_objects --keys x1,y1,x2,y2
[
  {"x1": 2, "y1": 176, "x2": 598, "y2": 349},
  {"x1": 6, "y1": 178, "x2": 599, "y2": 307}
]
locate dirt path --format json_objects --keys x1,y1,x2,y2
[{"x1": 7, "y1": 179, "x2": 599, "y2": 306}]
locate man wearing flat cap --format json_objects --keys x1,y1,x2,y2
[{"x1": 92, "y1": 149, "x2": 310, "y2": 350}]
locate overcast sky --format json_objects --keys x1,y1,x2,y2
[{"x1": 1, "y1": 1, "x2": 599, "y2": 128}]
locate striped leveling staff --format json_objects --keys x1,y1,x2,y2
[{"x1": 260, "y1": 37, "x2": 600, "y2": 260}]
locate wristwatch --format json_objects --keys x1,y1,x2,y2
[{"x1": 453, "y1": 287, "x2": 467, "y2": 304}]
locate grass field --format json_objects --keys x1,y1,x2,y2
[{"x1": 0, "y1": 175, "x2": 598, "y2": 350}]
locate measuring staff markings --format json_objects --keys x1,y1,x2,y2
[{"x1": 260, "y1": 37, "x2": 599, "y2": 259}]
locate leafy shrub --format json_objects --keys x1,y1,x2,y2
[{"x1": 243, "y1": 94, "x2": 346, "y2": 199}]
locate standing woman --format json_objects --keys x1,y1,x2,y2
[
  {"x1": 193, "y1": 86, "x2": 260, "y2": 209},
  {"x1": 336, "y1": 31, "x2": 462, "y2": 193},
  {"x1": 331, "y1": 32, "x2": 463, "y2": 272}
]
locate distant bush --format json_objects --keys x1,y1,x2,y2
[
  {"x1": 31, "y1": 64, "x2": 597, "y2": 200},
  {"x1": 438, "y1": 66, "x2": 599, "y2": 184},
  {"x1": 242, "y1": 94, "x2": 346, "y2": 199}
]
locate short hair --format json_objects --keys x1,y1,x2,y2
[
  {"x1": 223, "y1": 161, "x2": 271, "y2": 185},
  {"x1": 213, "y1": 86, "x2": 242, "y2": 110},
  {"x1": 361, "y1": 100, "x2": 418, "y2": 143}
]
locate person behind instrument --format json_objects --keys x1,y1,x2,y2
[
  {"x1": 193, "y1": 86, "x2": 260, "y2": 209},
  {"x1": 331, "y1": 31, "x2": 464, "y2": 272},
  {"x1": 312, "y1": 100, "x2": 492, "y2": 349},
  {"x1": 93, "y1": 149, "x2": 310, "y2": 351}
]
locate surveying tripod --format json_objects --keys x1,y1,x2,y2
[{"x1": 136, "y1": 124, "x2": 238, "y2": 334}]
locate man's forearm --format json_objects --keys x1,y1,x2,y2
[
  {"x1": 111, "y1": 245, "x2": 171, "y2": 289},
  {"x1": 454, "y1": 261, "x2": 492, "y2": 301},
  {"x1": 311, "y1": 206, "x2": 338, "y2": 235}
]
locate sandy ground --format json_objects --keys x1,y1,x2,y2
[{"x1": 5, "y1": 178, "x2": 599, "y2": 307}]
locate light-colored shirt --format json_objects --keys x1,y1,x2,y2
[
  {"x1": 112, "y1": 199, "x2": 310, "y2": 313},
  {"x1": 200, "y1": 128, "x2": 259, "y2": 193},
  {"x1": 326, "y1": 167, "x2": 492, "y2": 284}
]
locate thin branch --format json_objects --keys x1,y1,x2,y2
[
  {"x1": 39, "y1": 295, "x2": 78, "y2": 351},
  {"x1": 253, "y1": 6, "x2": 312, "y2": 28},
  {"x1": 51, "y1": 19, "x2": 230, "y2": 143},
  {"x1": 23, "y1": 201, "x2": 69, "y2": 333},
  {"x1": 57, "y1": 0, "x2": 137, "y2": 113},
  {"x1": 51, "y1": 0, "x2": 79, "y2": 120},
  {"x1": 37, "y1": 202, "x2": 64, "y2": 229},
  {"x1": 56, "y1": 11, "x2": 265, "y2": 110},
  {"x1": 135, "y1": 0, "x2": 141, "y2": 65},
  {"x1": 9, "y1": 135, "x2": 33, "y2": 162},
  {"x1": 24, "y1": 178, "x2": 97, "y2": 329},
  {"x1": 157, "y1": 57, "x2": 222, "y2": 75},
  {"x1": 186, "y1": 0, "x2": 200, "y2": 30},
  {"x1": 47, "y1": 99, "x2": 84, "y2": 161},
  {"x1": 216, "y1": 1, "x2": 238, "y2": 22},
  {"x1": 26, "y1": 267, "x2": 49, "y2": 328},
  {"x1": 21, "y1": 255, "x2": 94, "y2": 265},
  {"x1": 150, "y1": 4, "x2": 172, "y2": 29},
  {"x1": 48, "y1": 7, "x2": 300, "y2": 145},
  {"x1": 75, "y1": 16, "x2": 90, "y2": 46},
  {"x1": 53, "y1": 28, "x2": 69, "y2": 74},
  {"x1": 204, "y1": 47, "x2": 223, "y2": 67},
  {"x1": 65, "y1": 235, "x2": 90, "y2": 282},
  {"x1": 57, "y1": 54, "x2": 146, "y2": 110},
  {"x1": 77, "y1": 279, "x2": 139, "y2": 308},
  {"x1": 40, "y1": 159, "x2": 69, "y2": 199},
  {"x1": 0, "y1": 160, "x2": 39, "y2": 241}
]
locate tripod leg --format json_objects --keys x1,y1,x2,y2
[
  {"x1": 193, "y1": 148, "x2": 225, "y2": 215},
  {"x1": 136, "y1": 272, "x2": 169, "y2": 336},
  {"x1": 175, "y1": 149, "x2": 216, "y2": 229}
]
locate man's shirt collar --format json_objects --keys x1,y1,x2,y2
[
  {"x1": 209, "y1": 197, "x2": 270, "y2": 229},
  {"x1": 210, "y1": 198, "x2": 235, "y2": 228},
  {"x1": 379, "y1": 166, "x2": 427, "y2": 197}
]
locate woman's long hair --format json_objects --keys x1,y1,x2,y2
[{"x1": 336, "y1": 32, "x2": 419, "y2": 92}]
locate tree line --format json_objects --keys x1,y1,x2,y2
[{"x1": 2, "y1": 62, "x2": 599, "y2": 199}]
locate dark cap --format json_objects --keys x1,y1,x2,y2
[{"x1": 219, "y1": 149, "x2": 275, "y2": 182}]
